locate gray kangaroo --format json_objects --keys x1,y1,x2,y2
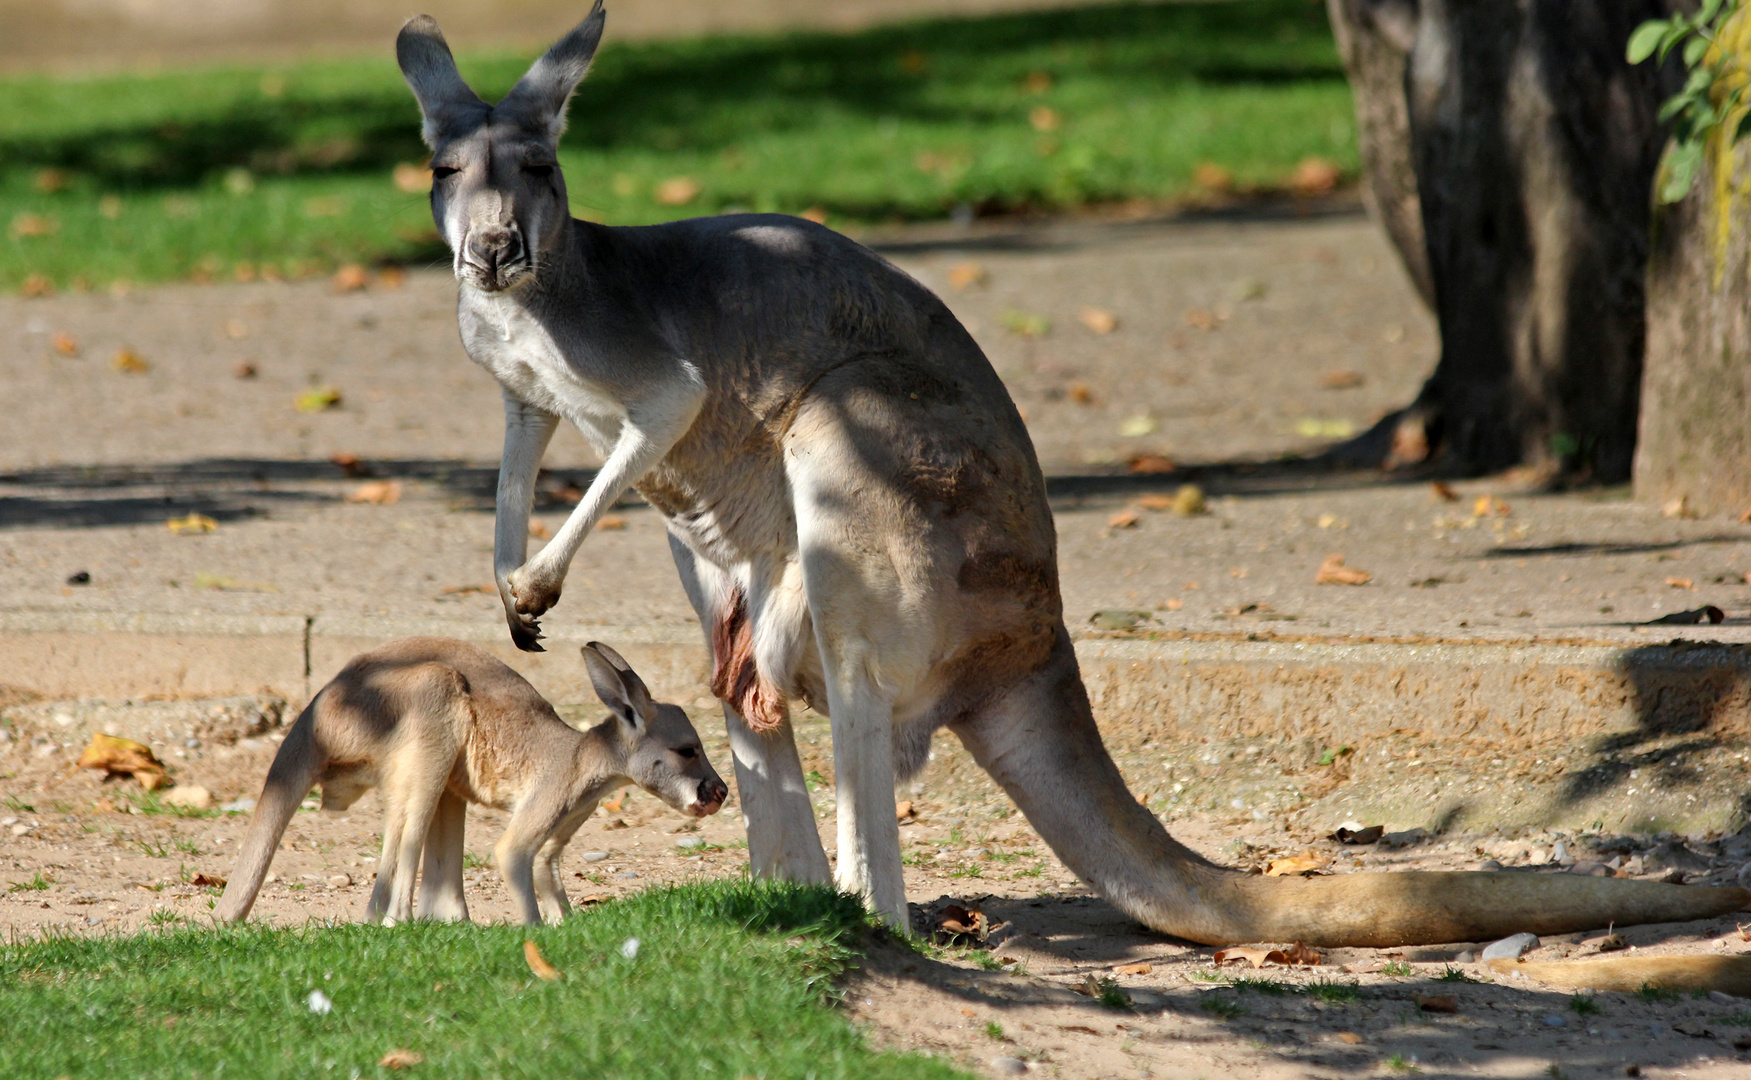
[
  {"x1": 395, "y1": 4, "x2": 1748, "y2": 944},
  {"x1": 216, "y1": 638, "x2": 726, "y2": 926}
]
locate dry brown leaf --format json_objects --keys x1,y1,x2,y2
[
  {"x1": 1665, "y1": 576, "x2": 1696, "y2": 590},
  {"x1": 596, "y1": 515, "x2": 628, "y2": 531},
  {"x1": 946, "y1": 262, "x2": 986, "y2": 291},
  {"x1": 346, "y1": 480, "x2": 402, "y2": 505},
  {"x1": 11, "y1": 212, "x2": 58, "y2": 238},
  {"x1": 1113, "y1": 962, "x2": 1153, "y2": 976},
  {"x1": 1332, "y1": 824, "x2": 1384, "y2": 845},
  {"x1": 654, "y1": 176, "x2": 700, "y2": 206},
  {"x1": 1471, "y1": 494, "x2": 1509, "y2": 517},
  {"x1": 1184, "y1": 308, "x2": 1221, "y2": 331},
  {"x1": 1065, "y1": 382, "x2": 1095, "y2": 405},
  {"x1": 112, "y1": 348, "x2": 148, "y2": 374},
  {"x1": 190, "y1": 873, "x2": 227, "y2": 888},
  {"x1": 1277, "y1": 942, "x2": 1321, "y2": 965},
  {"x1": 1161, "y1": 598, "x2": 1183, "y2": 611},
  {"x1": 528, "y1": 521, "x2": 551, "y2": 540},
  {"x1": 1212, "y1": 947, "x2": 1276, "y2": 968},
  {"x1": 1288, "y1": 157, "x2": 1341, "y2": 196},
  {"x1": 1024, "y1": 70, "x2": 1053, "y2": 93},
  {"x1": 1319, "y1": 370, "x2": 1363, "y2": 390},
  {"x1": 524, "y1": 940, "x2": 561, "y2": 981},
  {"x1": 1077, "y1": 306, "x2": 1117, "y2": 335},
  {"x1": 331, "y1": 264, "x2": 371, "y2": 293},
  {"x1": 166, "y1": 513, "x2": 218, "y2": 535},
  {"x1": 1107, "y1": 508, "x2": 1141, "y2": 530},
  {"x1": 1415, "y1": 994, "x2": 1459, "y2": 1013},
  {"x1": 51, "y1": 332, "x2": 78, "y2": 356},
  {"x1": 602, "y1": 789, "x2": 626, "y2": 814},
  {"x1": 1334, "y1": 1032, "x2": 1364, "y2": 1045},
  {"x1": 1192, "y1": 161, "x2": 1233, "y2": 192},
  {"x1": 379, "y1": 1048, "x2": 423, "y2": 1070},
  {"x1": 1315, "y1": 554, "x2": 1371, "y2": 586},
  {"x1": 1127, "y1": 454, "x2": 1176, "y2": 476},
  {"x1": 19, "y1": 273, "x2": 56, "y2": 298},
  {"x1": 1136, "y1": 494, "x2": 1175, "y2": 511},
  {"x1": 73, "y1": 733, "x2": 169, "y2": 789},
  {"x1": 1430, "y1": 481, "x2": 1459, "y2": 502},
  {"x1": 1264, "y1": 851, "x2": 1328, "y2": 877},
  {"x1": 330, "y1": 452, "x2": 370, "y2": 478},
  {"x1": 1029, "y1": 106, "x2": 1061, "y2": 132},
  {"x1": 895, "y1": 800, "x2": 917, "y2": 823}
]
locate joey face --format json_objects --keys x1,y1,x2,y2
[
  {"x1": 624, "y1": 702, "x2": 728, "y2": 818},
  {"x1": 397, "y1": 4, "x2": 603, "y2": 294}
]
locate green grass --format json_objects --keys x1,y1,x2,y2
[
  {"x1": 0, "y1": 880, "x2": 966, "y2": 1080},
  {"x1": 1199, "y1": 995, "x2": 1246, "y2": 1019},
  {"x1": 6, "y1": 872, "x2": 50, "y2": 893},
  {"x1": 1435, "y1": 966, "x2": 1477, "y2": 983},
  {"x1": 1569, "y1": 993, "x2": 1600, "y2": 1016},
  {"x1": 0, "y1": 0, "x2": 1354, "y2": 293},
  {"x1": 1379, "y1": 960, "x2": 1415, "y2": 977},
  {"x1": 1637, "y1": 983, "x2": 1683, "y2": 1003},
  {"x1": 1305, "y1": 978, "x2": 1360, "y2": 1003}
]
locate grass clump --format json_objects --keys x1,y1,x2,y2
[
  {"x1": 1305, "y1": 979, "x2": 1360, "y2": 1003},
  {"x1": 0, "y1": 0, "x2": 1354, "y2": 292},
  {"x1": 1379, "y1": 960, "x2": 1415, "y2": 977},
  {"x1": 1568, "y1": 993, "x2": 1600, "y2": 1016},
  {"x1": 0, "y1": 879, "x2": 967, "y2": 1080},
  {"x1": 1637, "y1": 983, "x2": 1683, "y2": 1003},
  {"x1": 1435, "y1": 966, "x2": 1476, "y2": 983},
  {"x1": 6, "y1": 871, "x2": 50, "y2": 893},
  {"x1": 1199, "y1": 995, "x2": 1246, "y2": 1019}
]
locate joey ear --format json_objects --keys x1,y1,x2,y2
[
  {"x1": 582, "y1": 641, "x2": 651, "y2": 725},
  {"x1": 396, "y1": 14, "x2": 489, "y2": 147},
  {"x1": 498, "y1": 0, "x2": 606, "y2": 142}
]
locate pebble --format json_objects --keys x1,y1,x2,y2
[
  {"x1": 1543, "y1": 1014, "x2": 1568, "y2": 1028},
  {"x1": 1709, "y1": 991, "x2": 1741, "y2": 1006},
  {"x1": 163, "y1": 785, "x2": 213, "y2": 810},
  {"x1": 616, "y1": 871, "x2": 639, "y2": 879},
  {"x1": 991, "y1": 1057, "x2": 1029, "y2": 1076},
  {"x1": 0, "y1": 817, "x2": 15, "y2": 828},
  {"x1": 1478, "y1": 860, "x2": 1503, "y2": 872},
  {"x1": 582, "y1": 851, "x2": 610, "y2": 863},
  {"x1": 676, "y1": 836, "x2": 704, "y2": 849},
  {"x1": 1526, "y1": 848, "x2": 1549, "y2": 865},
  {"x1": 10, "y1": 823, "x2": 32, "y2": 837},
  {"x1": 327, "y1": 873, "x2": 352, "y2": 888},
  {"x1": 1453, "y1": 950, "x2": 1476, "y2": 963},
  {"x1": 220, "y1": 798, "x2": 256, "y2": 813},
  {"x1": 1568, "y1": 861, "x2": 1611, "y2": 877},
  {"x1": 1480, "y1": 933, "x2": 1540, "y2": 961},
  {"x1": 1552, "y1": 841, "x2": 1573, "y2": 865}
]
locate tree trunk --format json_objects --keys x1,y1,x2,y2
[
  {"x1": 1327, "y1": 0, "x2": 1686, "y2": 480},
  {"x1": 1326, "y1": 0, "x2": 1434, "y2": 308},
  {"x1": 1636, "y1": 133, "x2": 1751, "y2": 516}
]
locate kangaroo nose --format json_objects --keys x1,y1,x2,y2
[
  {"x1": 467, "y1": 228, "x2": 522, "y2": 272},
  {"x1": 697, "y1": 778, "x2": 727, "y2": 812}
]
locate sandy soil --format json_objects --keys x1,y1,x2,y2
[{"x1": 4, "y1": 692, "x2": 1751, "y2": 1079}]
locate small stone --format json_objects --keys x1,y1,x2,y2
[
  {"x1": 163, "y1": 785, "x2": 213, "y2": 810},
  {"x1": 991, "y1": 1057, "x2": 1029, "y2": 1076},
  {"x1": 582, "y1": 851, "x2": 610, "y2": 863},
  {"x1": 1478, "y1": 860, "x2": 1503, "y2": 872},
  {"x1": 1552, "y1": 841, "x2": 1573, "y2": 865},
  {"x1": 10, "y1": 823, "x2": 31, "y2": 836},
  {"x1": 676, "y1": 836, "x2": 705, "y2": 849},
  {"x1": 0, "y1": 817, "x2": 15, "y2": 827},
  {"x1": 1480, "y1": 933, "x2": 1540, "y2": 961},
  {"x1": 1568, "y1": 861, "x2": 1610, "y2": 877},
  {"x1": 327, "y1": 873, "x2": 352, "y2": 888},
  {"x1": 220, "y1": 798, "x2": 256, "y2": 813},
  {"x1": 1709, "y1": 990, "x2": 1741, "y2": 1006},
  {"x1": 1526, "y1": 848, "x2": 1549, "y2": 865},
  {"x1": 616, "y1": 870, "x2": 639, "y2": 879},
  {"x1": 306, "y1": 990, "x2": 332, "y2": 1015},
  {"x1": 1543, "y1": 1014, "x2": 1568, "y2": 1028},
  {"x1": 1453, "y1": 950, "x2": 1476, "y2": 963}
]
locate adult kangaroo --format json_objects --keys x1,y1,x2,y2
[{"x1": 396, "y1": 3, "x2": 1748, "y2": 945}]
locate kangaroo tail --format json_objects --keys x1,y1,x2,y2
[
  {"x1": 952, "y1": 628, "x2": 1750, "y2": 947},
  {"x1": 215, "y1": 696, "x2": 326, "y2": 923}
]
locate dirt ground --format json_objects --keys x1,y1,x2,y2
[{"x1": 4, "y1": 692, "x2": 1751, "y2": 1079}]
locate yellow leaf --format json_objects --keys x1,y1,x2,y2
[
  {"x1": 1078, "y1": 306, "x2": 1118, "y2": 335},
  {"x1": 295, "y1": 386, "x2": 342, "y2": 413},
  {"x1": 73, "y1": 733, "x2": 168, "y2": 789},
  {"x1": 167, "y1": 513, "x2": 218, "y2": 535},
  {"x1": 524, "y1": 940, "x2": 561, "y2": 981},
  {"x1": 346, "y1": 480, "x2": 402, "y2": 505},
  {"x1": 112, "y1": 349, "x2": 149, "y2": 374},
  {"x1": 1265, "y1": 850, "x2": 1329, "y2": 877}
]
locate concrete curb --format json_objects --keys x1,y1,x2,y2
[{"x1": 5, "y1": 611, "x2": 1750, "y2": 754}]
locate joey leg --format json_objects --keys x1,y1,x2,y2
[{"x1": 417, "y1": 792, "x2": 470, "y2": 922}]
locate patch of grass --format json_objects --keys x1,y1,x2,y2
[
  {"x1": 146, "y1": 910, "x2": 187, "y2": 928},
  {"x1": 130, "y1": 838, "x2": 170, "y2": 858},
  {"x1": 2, "y1": 795, "x2": 34, "y2": 813},
  {"x1": 947, "y1": 864, "x2": 985, "y2": 880},
  {"x1": 1199, "y1": 995, "x2": 1246, "y2": 1019},
  {"x1": 1568, "y1": 993, "x2": 1600, "y2": 1016},
  {"x1": 1385, "y1": 1053, "x2": 1419, "y2": 1073},
  {"x1": 0, "y1": 880, "x2": 967, "y2": 1080},
  {"x1": 1093, "y1": 977, "x2": 1131, "y2": 1010},
  {"x1": 985, "y1": 1021, "x2": 1005, "y2": 1040},
  {"x1": 0, "y1": 0, "x2": 1353, "y2": 293},
  {"x1": 462, "y1": 851, "x2": 490, "y2": 870},
  {"x1": 1725, "y1": 1011, "x2": 1751, "y2": 1027},
  {"x1": 968, "y1": 950, "x2": 1006, "y2": 972},
  {"x1": 1379, "y1": 960, "x2": 1415, "y2": 977},
  {"x1": 6, "y1": 871, "x2": 51, "y2": 893},
  {"x1": 1305, "y1": 979, "x2": 1360, "y2": 1003},
  {"x1": 1435, "y1": 966, "x2": 1476, "y2": 982},
  {"x1": 1638, "y1": 983, "x2": 1682, "y2": 1003},
  {"x1": 127, "y1": 790, "x2": 221, "y2": 819},
  {"x1": 1229, "y1": 977, "x2": 1290, "y2": 995},
  {"x1": 1012, "y1": 864, "x2": 1046, "y2": 878},
  {"x1": 173, "y1": 838, "x2": 203, "y2": 856}
]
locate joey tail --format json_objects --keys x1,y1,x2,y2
[
  {"x1": 953, "y1": 628, "x2": 1751, "y2": 947},
  {"x1": 215, "y1": 698, "x2": 325, "y2": 922}
]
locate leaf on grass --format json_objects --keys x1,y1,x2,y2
[
  {"x1": 1264, "y1": 851, "x2": 1329, "y2": 877},
  {"x1": 112, "y1": 348, "x2": 149, "y2": 374},
  {"x1": 392, "y1": 162, "x2": 432, "y2": 193},
  {"x1": 1315, "y1": 554, "x2": 1371, "y2": 586},
  {"x1": 946, "y1": 262, "x2": 987, "y2": 291},
  {"x1": 1107, "y1": 508, "x2": 1141, "y2": 530},
  {"x1": 1193, "y1": 161, "x2": 1233, "y2": 192},
  {"x1": 295, "y1": 386, "x2": 342, "y2": 413},
  {"x1": 379, "y1": 1048, "x2": 423, "y2": 1070},
  {"x1": 1415, "y1": 994, "x2": 1459, "y2": 1013},
  {"x1": 73, "y1": 733, "x2": 169, "y2": 790},
  {"x1": 1113, "y1": 962, "x2": 1153, "y2": 976},
  {"x1": 654, "y1": 176, "x2": 700, "y2": 206},
  {"x1": 1078, "y1": 306, "x2": 1118, "y2": 335},
  {"x1": 1029, "y1": 105, "x2": 1061, "y2": 132},
  {"x1": 10, "y1": 212, "x2": 58, "y2": 238},
  {"x1": 1332, "y1": 824, "x2": 1383, "y2": 845},
  {"x1": 524, "y1": 939, "x2": 561, "y2": 981},
  {"x1": 346, "y1": 480, "x2": 402, "y2": 505},
  {"x1": 20, "y1": 273, "x2": 56, "y2": 298},
  {"x1": 166, "y1": 513, "x2": 218, "y2": 535},
  {"x1": 1288, "y1": 157, "x2": 1341, "y2": 196},
  {"x1": 1128, "y1": 455, "x2": 1176, "y2": 477}
]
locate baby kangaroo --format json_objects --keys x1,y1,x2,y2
[{"x1": 216, "y1": 637, "x2": 726, "y2": 926}]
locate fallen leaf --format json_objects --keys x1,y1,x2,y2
[
  {"x1": 602, "y1": 789, "x2": 626, "y2": 814},
  {"x1": 1117, "y1": 414, "x2": 1157, "y2": 438},
  {"x1": 166, "y1": 513, "x2": 218, "y2": 535},
  {"x1": 1137, "y1": 494, "x2": 1175, "y2": 511},
  {"x1": 1184, "y1": 308, "x2": 1221, "y2": 331},
  {"x1": 330, "y1": 453, "x2": 371, "y2": 478},
  {"x1": 379, "y1": 1048, "x2": 423, "y2": 1070},
  {"x1": 1315, "y1": 554, "x2": 1371, "y2": 586},
  {"x1": 1645, "y1": 604, "x2": 1724, "y2": 625},
  {"x1": 1065, "y1": 382, "x2": 1095, "y2": 405},
  {"x1": 1172, "y1": 484, "x2": 1207, "y2": 516},
  {"x1": 524, "y1": 940, "x2": 561, "y2": 981},
  {"x1": 1277, "y1": 942, "x2": 1321, "y2": 965},
  {"x1": 51, "y1": 332, "x2": 78, "y2": 356},
  {"x1": 922, "y1": 897, "x2": 988, "y2": 944},
  {"x1": 1665, "y1": 577, "x2": 1696, "y2": 590},
  {"x1": 1000, "y1": 308, "x2": 1051, "y2": 337},
  {"x1": 392, "y1": 162, "x2": 433, "y2": 193},
  {"x1": 346, "y1": 480, "x2": 402, "y2": 505},
  {"x1": 960, "y1": 1007, "x2": 977, "y2": 1018},
  {"x1": 1430, "y1": 481, "x2": 1459, "y2": 502},
  {"x1": 1024, "y1": 70, "x2": 1053, "y2": 92},
  {"x1": 895, "y1": 800, "x2": 917, "y2": 823},
  {"x1": 1128, "y1": 455, "x2": 1176, "y2": 476},
  {"x1": 1288, "y1": 157, "x2": 1341, "y2": 196},
  {"x1": 1029, "y1": 106, "x2": 1061, "y2": 132},
  {"x1": 379, "y1": 266, "x2": 407, "y2": 289},
  {"x1": 1113, "y1": 962, "x2": 1153, "y2": 976},
  {"x1": 946, "y1": 262, "x2": 987, "y2": 290},
  {"x1": 1192, "y1": 161, "x2": 1233, "y2": 192},
  {"x1": 112, "y1": 348, "x2": 149, "y2": 374},
  {"x1": 1161, "y1": 598, "x2": 1183, "y2": 611},
  {"x1": 10, "y1": 212, "x2": 58, "y2": 238},
  {"x1": 331, "y1": 264, "x2": 370, "y2": 293},
  {"x1": 1078, "y1": 306, "x2": 1118, "y2": 334},
  {"x1": 1333, "y1": 825, "x2": 1384, "y2": 845},
  {"x1": 1471, "y1": 494, "x2": 1509, "y2": 518},
  {"x1": 596, "y1": 515, "x2": 627, "y2": 531},
  {"x1": 295, "y1": 386, "x2": 342, "y2": 413},
  {"x1": 528, "y1": 521, "x2": 551, "y2": 540},
  {"x1": 1265, "y1": 851, "x2": 1329, "y2": 877},
  {"x1": 1334, "y1": 1032, "x2": 1364, "y2": 1045},
  {"x1": 1213, "y1": 946, "x2": 1319, "y2": 969},
  {"x1": 190, "y1": 873, "x2": 227, "y2": 888},
  {"x1": 34, "y1": 168, "x2": 69, "y2": 194},
  {"x1": 1089, "y1": 609, "x2": 1150, "y2": 632},
  {"x1": 1320, "y1": 370, "x2": 1364, "y2": 390},
  {"x1": 73, "y1": 734, "x2": 169, "y2": 790},
  {"x1": 654, "y1": 176, "x2": 700, "y2": 206},
  {"x1": 436, "y1": 583, "x2": 493, "y2": 598},
  {"x1": 1107, "y1": 508, "x2": 1141, "y2": 529},
  {"x1": 234, "y1": 362, "x2": 258, "y2": 379},
  {"x1": 1415, "y1": 994, "x2": 1459, "y2": 1013},
  {"x1": 19, "y1": 273, "x2": 56, "y2": 298}
]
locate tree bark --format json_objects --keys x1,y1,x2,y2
[
  {"x1": 1636, "y1": 134, "x2": 1751, "y2": 516},
  {"x1": 1327, "y1": 0, "x2": 1686, "y2": 480}
]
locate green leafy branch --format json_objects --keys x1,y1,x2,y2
[{"x1": 1628, "y1": 0, "x2": 1751, "y2": 202}]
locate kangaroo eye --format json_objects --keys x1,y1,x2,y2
[
  {"x1": 523, "y1": 163, "x2": 556, "y2": 178},
  {"x1": 430, "y1": 165, "x2": 460, "y2": 180},
  {"x1": 674, "y1": 746, "x2": 697, "y2": 760}
]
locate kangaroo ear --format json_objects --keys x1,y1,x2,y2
[
  {"x1": 582, "y1": 641, "x2": 652, "y2": 725},
  {"x1": 396, "y1": 14, "x2": 488, "y2": 147},
  {"x1": 499, "y1": 0, "x2": 606, "y2": 142}
]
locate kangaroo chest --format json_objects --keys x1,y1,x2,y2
[{"x1": 458, "y1": 293, "x2": 625, "y2": 455}]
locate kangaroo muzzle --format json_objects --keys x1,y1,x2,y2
[
  {"x1": 692, "y1": 777, "x2": 728, "y2": 817},
  {"x1": 463, "y1": 226, "x2": 528, "y2": 289}
]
